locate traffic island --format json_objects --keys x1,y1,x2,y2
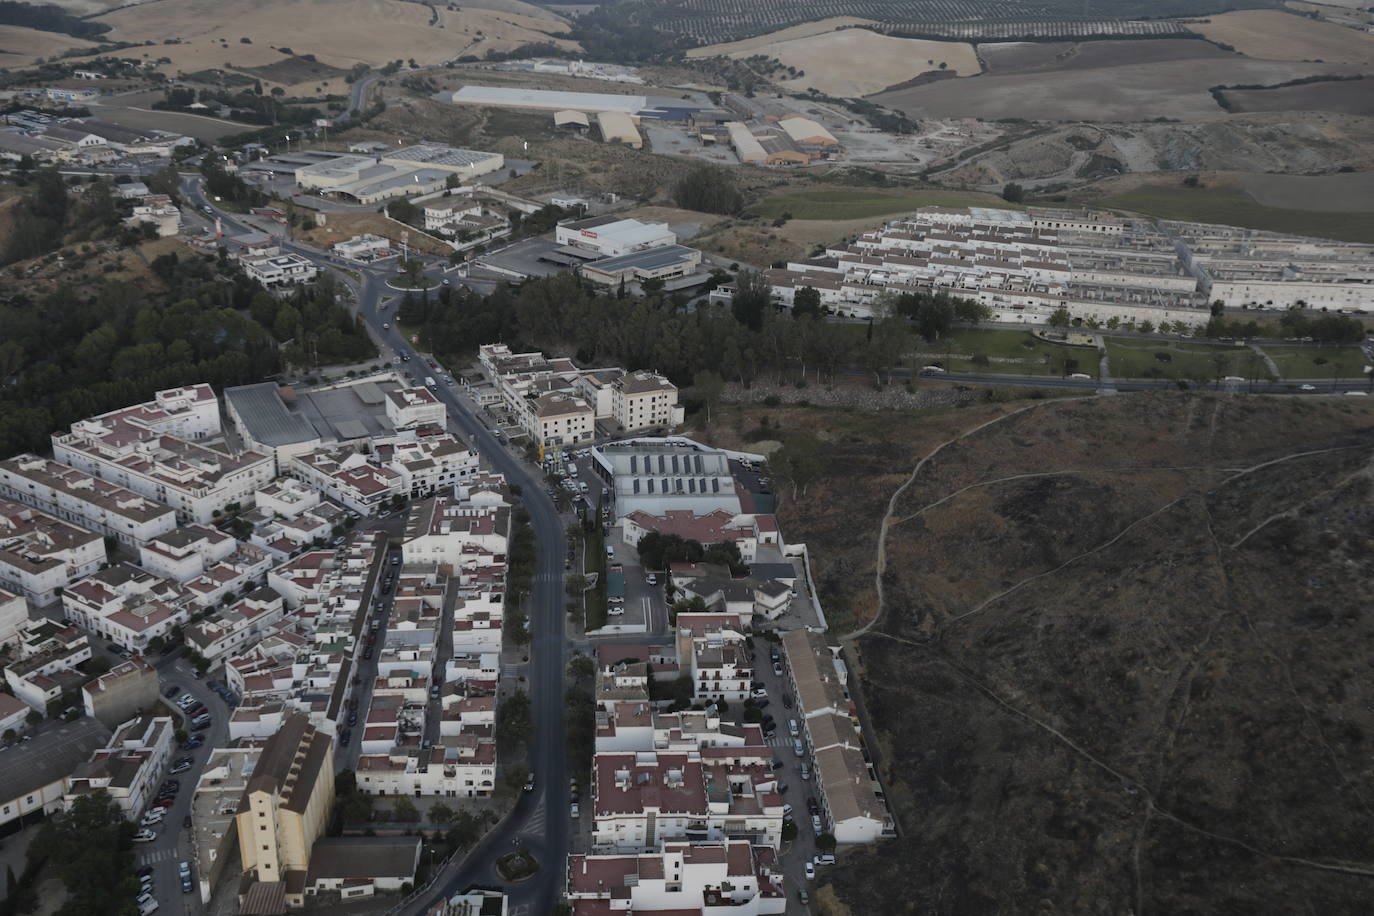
[
  {"x1": 495, "y1": 849, "x2": 540, "y2": 882},
  {"x1": 385, "y1": 275, "x2": 438, "y2": 291}
]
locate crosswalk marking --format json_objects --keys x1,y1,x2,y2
[{"x1": 138, "y1": 849, "x2": 177, "y2": 865}]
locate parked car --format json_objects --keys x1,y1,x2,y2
[
  {"x1": 170, "y1": 760, "x2": 192, "y2": 774},
  {"x1": 163, "y1": 685, "x2": 180, "y2": 699},
  {"x1": 800, "y1": 762, "x2": 811, "y2": 780},
  {"x1": 811, "y1": 814, "x2": 823, "y2": 833},
  {"x1": 182, "y1": 736, "x2": 204, "y2": 750},
  {"x1": 782, "y1": 694, "x2": 793, "y2": 709},
  {"x1": 814, "y1": 854, "x2": 836, "y2": 867},
  {"x1": 133, "y1": 829, "x2": 157, "y2": 843},
  {"x1": 773, "y1": 662, "x2": 784, "y2": 677}
]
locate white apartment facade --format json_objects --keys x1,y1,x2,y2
[
  {"x1": 0, "y1": 454, "x2": 177, "y2": 548},
  {"x1": 0, "y1": 501, "x2": 106, "y2": 606}
]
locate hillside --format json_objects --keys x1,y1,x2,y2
[{"x1": 815, "y1": 393, "x2": 1374, "y2": 914}]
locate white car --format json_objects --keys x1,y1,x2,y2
[
  {"x1": 804, "y1": 861, "x2": 815, "y2": 880},
  {"x1": 645, "y1": 573, "x2": 657, "y2": 586},
  {"x1": 141, "y1": 811, "x2": 165, "y2": 826},
  {"x1": 811, "y1": 814, "x2": 823, "y2": 833},
  {"x1": 607, "y1": 605, "x2": 624, "y2": 616},
  {"x1": 133, "y1": 829, "x2": 157, "y2": 842},
  {"x1": 1299, "y1": 384, "x2": 1316, "y2": 391}
]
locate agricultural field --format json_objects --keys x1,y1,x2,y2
[
  {"x1": 691, "y1": 26, "x2": 978, "y2": 96},
  {"x1": 77, "y1": 0, "x2": 575, "y2": 82},
  {"x1": 1187, "y1": 9, "x2": 1374, "y2": 66},
  {"x1": 1261, "y1": 344, "x2": 1370, "y2": 380},
  {"x1": 1220, "y1": 78, "x2": 1374, "y2": 115},
  {"x1": 978, "y1": 37, "x2": 1236, "y2": 74},
  {"x1": 619, "y1": 0, "x2": 1281, "y2": 46},
  {"x1": 1086, "y1": 182, "x2": 1374, "y2": 243},
  {"x1": 0, "y1": 25, "x2": 100, "y2": 63},
  {"x1": 683, "y1": 16, "x2": 878, "y2": 56},
  {"x1": 1239, "y1": 171, "x2": 1374, "y2": 212},
  {"x1": 871, "y1": 55, "x2": 1356, "y2": 121},
  {"x1": 820, "y1": 392, "x2": 1374, "y2": 913},
  {"x1": 746, "y1": 187, "x2": 1016, "y2": 221}
]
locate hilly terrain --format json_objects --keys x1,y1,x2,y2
[{"x1": 808, "y1": 393, "x2": 1374, "y2": 914}]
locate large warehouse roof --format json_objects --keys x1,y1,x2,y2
[
  {"x1": 779, "y1": 116, "x2": 838, "y2": 146},
  {"x1": 596, "y1": 110, "x2": 641, "y2": 147},
  {"x1": 726, "y1": 122, "x2": 766, "y2": 164},
  {"x1": 450, "y1": 85, "x2": 648, "y2": 114}
]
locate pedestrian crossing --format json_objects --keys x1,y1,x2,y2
[
  {"x1": 138, "y1": 848, "x2": 178, "y2": 866},
  {"x1": 521, "y1": 798, "x2": 546, "y2": 837}
]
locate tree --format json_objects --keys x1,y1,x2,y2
[
  {"x1": 1047, "y1": 306, "x2": 1073, "y2": 328},
  {"x1": 445, "y1": 810, "x2": 481, "y2": 850},
  {"x1": 338, "y1": 789, "x2": 374, "y2": 825},
  {"x1": 497, "y1": 688, "x2": 532, "y2": 745},
  {"x1": 1001, "y1": 182, "x2": 1025, "y2": 203},
  {"x1": 175, "y1": 728, "x2": 188, "y2": 745},
  {"x1": 692, "y1": 369, "x2": 725, "y2": 425},
  {"x1": 2, "y1": 729, "x2": 13, "y2": 744},
  {"x1": 731, "y1": 269, "x2": 772, "y2": 332},
  {"x1": 25, "y1": 710, "x2": 41, "y2": 727},
  {"x1": 772, "y1": 432, "x2": 823, "y2": 501},
  {"x1": 567, "y1": 655, "x2": 595, "y2": 683},
  {"x1": 671, "y1": 164, "x2": 744, "y2": 215},
  {"x1": 815, "y1": 833, "x2": 838, "y2": 853},
  {"x1": 392, "y1": 796, "x2": 419, "y2": 822},
  {"x1": 792, "y1": 286, "x2": 822, "y2": 318},
  {"x1": 953, "y1": 299, "x2": 992, "y2": 324},
  {"x1": 29, "y1": 791, "x2": 135, "y2": 914},
  {"x1": 427, "y1": 802, "x2": 455, "y2": 826}
]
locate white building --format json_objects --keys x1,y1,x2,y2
[
  {"x1": 4, "y1": 626, "x2": 92, "y2": 710},
  {"x1": 137, "y1": 524, "x2": 236, "y2": 583},
  {"x1": 332, "y1": 234, "x2": 394, "y2": 262},
  {"x1": 611, "y1": 370, "x2": 684, "y2": 432},
  {"x1": 567, "y1": 842, "x2": 786, "y2": 915},
  {"x1": 51, "y1": 385, "x2": 274, "y2": 524},
  {"x1": 184, "y1": 588, "x2": 286, "y2": 662},
  {"x1": 384, "y1": 387, "x2": 446, "y2": 431},
  {"x1": 592, "y1": 442, "x2": 741, "y2": 521},
  {"x1": 62, "y1": 563, "x2": 194, "y2": 654},
  {"x1": 592, "y1": 750, "x2": 784, "y2": 852},
  {"x1": 555, "y1": 216, "x2": 676, "y2": 258},
  {"x1": 0, "y1": 501, "x2": 106, "y2": 606},
  {"x1": 63, "y1": 714, "x2": 174, "y2": 817},
  {"x1": 401, "y1": 495, "x2": 509, "y2": 572},
  {"x1": 241, "y1": 252, "x2": 318, "y2": 287},
  {"x1": 0, "y1": 454, "x2": 177, "y2": 549},
  {"x1": 288, "y1": 447, "x2": 403, "y2": 515},
  {"x1": 781, "y1": 629, "x2": 893, "y2": 845},
  {"x1": 0, "y1": 586, "x2": 27, "y2": 650}
]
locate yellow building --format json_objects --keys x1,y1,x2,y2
[{"x1": 235, "y1": 714, "x2": 336, "y2": 911}]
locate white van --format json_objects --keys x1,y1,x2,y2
[
  {"x1": 1068, "y1": 373, "x2": 1092, "y2": 380},
  {"x1": 788, "y1": 719, "x2": 799, "y2": 738},
  {"x1": 920, "y1": 365, "x2": 946, "y2": 375}
]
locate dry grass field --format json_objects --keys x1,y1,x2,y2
[
  {"x1": 698, "y1": 27, "x2": 979, "y2": 97},
  {"x1": 0, "y1": 25, "x2": 100, "y2": 64},
  {"x1": 684, "y1": 17, "x2": 880, "y2": 57},
  {"x1": 1188, "y1": 9, "x2": 1374, "y2": 65},
  {"x1": 777, "y1": 393, "x2": 1374, "y2": 914},
  {"x1": 1240, "y1": 170, "x2": 1374, "y2": 212},
  {"x1": 78, "y1": 0, "x2": 575, "y2": 82},
  {"x1": 44, "y1": 0, "x2": 147, "y2": 13},
  {"x1": 872, "y1": 56, "x2": 1356, "y2": 121},
  {"x1": 1221, "y1": 78, "x2": 1374, "y2": 114},
  {"x1": 979, "y1": 38, "x2": 1237, "y2": 74}
]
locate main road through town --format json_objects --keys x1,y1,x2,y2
[{"x1": 185, "y1": 178, "x2": 570, "y2": 914}]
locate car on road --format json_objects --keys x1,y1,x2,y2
[
  {"x1": 811, "y1": 814, "x2": 823, "y2": 833},
  {"x1": 815, "y1": 854, "x2": 836, "y2": 867},
  {"x1": 523, "y1": 778, "x2": 535, "y2": 792},
  {"x1": 163, "y1": 684, "x2": 180, "y2": 699},
  {"x1": 1299, "y1": 384, "x2": 1316, "y2": 391},
  {"x1": 801, "y1": 762, "x2": 811, "y2": 780},
  {"x1": 793, "y1": 739, "x2": 805, "y2": 757},
  {"x1": 645, "y1": 573, "x2": 657, "y2": 586},
  {"x1": 570, "y1": 803, "x2": 579, "y2": 818},
  {"x1": 136, "y1": 866, "x2": 153, "y2": 880},
  {"x1": 804, "y1": 861, "x2": 815, "y2": 881},
  {"x1": 170, "y1": 760, "x2": 192, "y2": 774},
  {"x1": 182, "y1": 736, "x2": 204, "y2": 750},
  {"x1": 773, "y1": 662, "x2": 784, "y2": 677},
  {"x1": 133, "y1": 829, "x2": 157, "y2": 842},
  {"x1": 798, "y1": 888, "x2": 810, "y2": 905}
]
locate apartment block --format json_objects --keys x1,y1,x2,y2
[
  {"x1": 612, "y1": 370, "x2": 685, "y2": 432},
  {"x1": 51, "y1": 385, "x2": 273, "y2": 523},
  {"x1": 63, "y1": 714, "x2": 174, "y2": 816},
  {"x1": 384, "y1": 386, "x2": 447, "y2": 431},
  {"x1": 288, "y1": 447, "x2": 403, "y2": 515},
  {"x1": 566, "y1": 842, "x2": 786, "y2": 916},
  {"x1": 0, "y1": 501, "x2": 106, "y2": 606},
  {"x1": 63, "y1": 563, "x2": 194, "y2": 654},
  {"x1": 375, "y1": 433, "x2": 478, "y2": 499},
  {"x1": 674, "y1": 613, "x2": 754, "y2": 702},
  {"x1": 781, "y1": 629, "x2": 893, "y2": 845},
  {"x1": 0, "y1": 586, "x2": 26, "y2": 649},
  {"x1": 592, "y1": 750, "x2": 785, "y2": 852},
  {"x1": 81, "y1": 656, "x2": 159, "y2": 728},
  {"x1": 137, "y1": 524, "x2": 236, "y2": 582},
  {"x1": 4, "y1": 626, "x2": 92, "y2": 710},
  {"x1": 185, "y1": 587, "x2": 287, "y2": 662},
  {"x1": 0, "y1": 454, "x2": 177, "y2": 548}
]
